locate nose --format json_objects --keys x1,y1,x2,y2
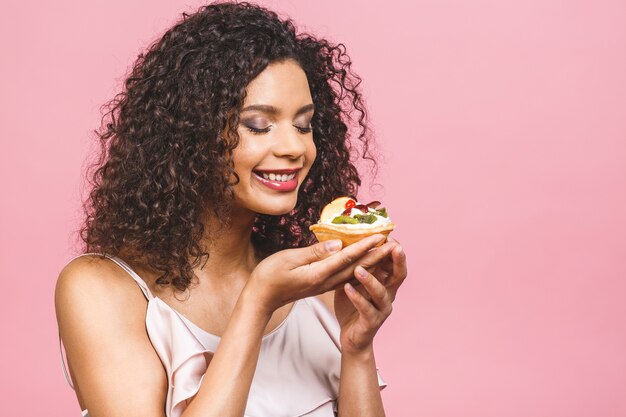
[{"x1": 272, "y1": 125, "x2": 307, "y2": 159}]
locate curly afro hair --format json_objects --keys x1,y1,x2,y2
[{"x1": 79, "y1": 1, "x2": 379, "y2": 292}]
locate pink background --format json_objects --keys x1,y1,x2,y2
[{"x1": 1, "y1": 0, "x2": 625, "y2": 416}]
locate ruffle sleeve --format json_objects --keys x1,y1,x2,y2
[
  {"x1": 146, "y1": 296, "x2": 386, "y2": 417},
  {"x1": 146, "y1": 298, "x2": 213, "y2": 417}
]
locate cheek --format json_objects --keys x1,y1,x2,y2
[{"x1": 231, "y1": 139, "x2": 258, "y2": 175}]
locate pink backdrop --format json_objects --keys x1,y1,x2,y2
[{"x1": 1, "y1": 0, "x2": 625, "y2": 416}]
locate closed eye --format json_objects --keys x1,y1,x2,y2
[
  {"x1": 246, "y1": 126, "x2": 271, "y2": 134},
  {"x1": 245, "y1": 125, "x2": 312, "y2": 135}
]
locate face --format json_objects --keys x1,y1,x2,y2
[{"x1": 230, "y1": 59, "x2": 317, "y2": 216}]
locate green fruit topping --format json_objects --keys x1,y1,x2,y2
[
  {"x1": 353, "y1": 214, "x2": 378, "y2": 224},
  {"x1": 332, "y1": 215, "x2": 359, "y2": 224},
  {"x1": 374, "y1": 207, "x2": 388, "y2": 218},
  {"x1": 331, "y1": 207, "x2": 388, "y2": 224}
]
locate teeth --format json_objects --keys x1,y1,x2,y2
[{"x1": 261, "y1": 172, "x2": 296, "y2": 182}]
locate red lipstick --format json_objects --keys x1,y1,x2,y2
[{"x1": 252, "y1": 170, "x2": 299, "y2": 192}]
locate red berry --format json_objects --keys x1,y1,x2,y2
[
  {"x1": 366, "y1": 200, "x2": 381, "y2": 209},
  {"x1": 344, "y1": 199, "x2": 356, "y2": 209}
]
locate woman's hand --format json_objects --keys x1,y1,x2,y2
[
  {"x1": 246, "y1": 234, "x2": 397, "y2": 315},
  {"x1": 334, "y1": 237, "x2": 407, "y2": 354}
]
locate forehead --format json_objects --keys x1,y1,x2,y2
[{"x1": 243, "y1": 59, "x2": 312, "y2": 109}]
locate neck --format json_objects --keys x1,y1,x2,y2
[
  {"x1": 195, "y1": 204, "x2": 259, "y2": 279},
  {"x1": 120, "y1": 205, "x2": 261, "y2": 291}
]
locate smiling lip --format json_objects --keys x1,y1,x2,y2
[
  {"x1": 252, "y1": 170, "x2": 299, "y2": 192},
  {"x1": 254, "y1": 168, "x2": 302, "y2": 174}
]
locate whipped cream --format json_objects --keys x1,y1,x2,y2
[{"x1": 323, "y1": 205, "x2": 392, "y2": 228}]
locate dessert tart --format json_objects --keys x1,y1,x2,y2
[{"x1": 309, "y1": 196, "x2": 395, "y2": 247}]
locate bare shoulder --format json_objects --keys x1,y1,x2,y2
[
  {"x1": 55, "y1": 255, "x2": 151, "y2": 330},
  {"x1": 55, "y1": 254, "x2": 149, "y2": 307},
  {"x1": 55, "y1": 255, "x2": 167, "y2": 416},
  {"x1": 57, "y1": 255, "x2": 134, "y2": 299}
]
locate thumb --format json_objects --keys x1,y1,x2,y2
[{"x1": 293, "y1": 239, "x2": 343, "y2": 265}]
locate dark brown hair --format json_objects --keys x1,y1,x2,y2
[{"x1": 79, "y1": 1, "x2": 378, "y2": 291}]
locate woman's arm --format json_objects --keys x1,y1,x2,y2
[
  {"x1": 184, "y1": 235, "x2": 394, "y2": 417},
  {"x1": 56, "y1": 256, "x2": 272, "y2": 417},
  {"x1": 57, "y1": 237, "x2": 389, "y2": 417},
  {"x1": 180, "y1": 287, "x2": 271, "y2": 417},
  {"x1": 334, "y1": 241, "x2": 408, "y2": 417},
  {"x1": 56, "y1": 257, "x2": 169, "y2": 417},
  {"x1": 338, "y1": 344, "x2": 386, "y2": 417}
]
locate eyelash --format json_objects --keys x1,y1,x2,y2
[{"x1": 246, "y1": 125, "x2": 313, "y2": 135}]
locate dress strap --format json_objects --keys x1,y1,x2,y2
[
  {"x1": 59, "y1": 252, "x2": 155, "y2": 390},
  {"x1": 59, "y1": 330, "x2": 75, "y2": 389},
  {"x1": 68, "y1": 252, "x2": 154, "y2": 300}
]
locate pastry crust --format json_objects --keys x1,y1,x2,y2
[{"x1": 309, "y1": 221, "x2": 396, "y2": 247}]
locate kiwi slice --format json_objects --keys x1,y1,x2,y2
[
  {"x1": 331, "y1": 215, "x2": 359, "y2": 224},
  {"x1": 353, "y1": 214, "x2": 377, "y2": 224}
]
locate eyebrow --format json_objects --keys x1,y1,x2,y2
[{"x1": 240, "y1": 103, "x2": 315, "y2": 116}]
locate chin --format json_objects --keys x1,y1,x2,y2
[
  {"x1": 236, "y1": 177, "x2": 305, "y2": 216},
  {"x1": 255, "y1": 202, "x2": 297, "y2": 216}
]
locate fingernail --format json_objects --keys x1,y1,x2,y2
[
  {"x1": 355, "y1": 265, "x2": 367, "y2": 278},
  {"x1": 395, "y1": 245, "x2": 404, "y2": 255},
  {"x1": 325, "y1": 240, "x2": 342, "y2": 253}
]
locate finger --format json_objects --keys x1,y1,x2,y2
[
  {"x1": 302, "y1": 234, "x2": 385, "y2": 282},
  {"x1": 360, "y1": 243, "x2": 396, "y2": 282},
  {"x1": 344, "y1": 282, "x2": 379, "y2": 322},
  {"x1": 352, "y1": 242, "x2": 398, "y2": 272},
  {"x1": 354, "y1": 266, "x2": 391, "y2": 314},
  {"x1": 388, "y1": 244, "x2": 407, "y2": 289},
  {"x1": 371, "y1": 262, "x2": 394, "y2": 285},
  {"x1": 347, "y1": 241, "x2": 398, "y2": 289},
  {"x1": 329, "y1": 276, "x2": 360, "y2": 292},
  {"x1": 289, "y1": 239, "x2": 343, "y2": 267},
  {"x1": 316, "y1": 237, "x2": 398, "y2": 291},
  {"x1": 364, "y1": 245, "x2": 397, "y2": 287}
]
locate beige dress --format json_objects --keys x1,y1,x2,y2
[{"x1": 59, "y1": 253, "x2": 387, "y2": 417}]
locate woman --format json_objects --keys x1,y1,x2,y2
[{"x1": 55, "y1": 2, "x2": 408, "y2": 416}]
